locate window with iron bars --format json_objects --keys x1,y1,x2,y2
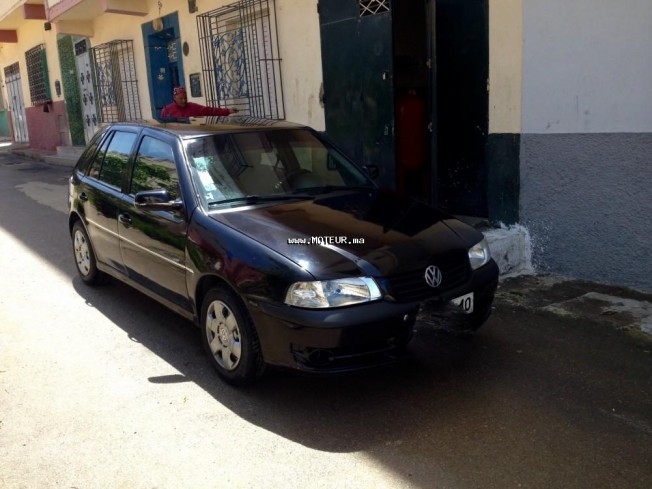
[
  {"x1": 90, "y1": 40, "x2": 142, "y2": 122},
  {"x1": 25, "y1": 44, "x2": 51, "y2": 105},
  {"x1": 197, "y1": 0, "x2": 284, "y2": 120}
]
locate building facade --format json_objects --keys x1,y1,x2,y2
[
  {"x1": 520, "y1": 0, "x2": 652, "y2": 292},
  {"x1": 0, "y1": 0, "x2": 650, "y2": 291}
]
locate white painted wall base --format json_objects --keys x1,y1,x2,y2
[{"x1": 484, "y1": 224, "x2": 533, "y2": 276}]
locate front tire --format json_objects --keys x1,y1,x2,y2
[
  {"x1": 200, "y1": 287, "x2": 265, "y2": 385},
  {"x1": 71, "y1": 221, "x2": 107, "y2": 285},
  {"x1": 460, "y1": 298, "x2": 494, "y2": 331}
]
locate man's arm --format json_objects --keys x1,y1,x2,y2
[{"x1": 188, "y1": 102, "x2": 232, "y2": 117}]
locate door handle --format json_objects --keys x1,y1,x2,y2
[
  {"x1": 79, "y1": 192, "x2": 88, "y2": 202},
  {"x1": 118, "y1": 213, "x2": 132, "y2": 226}
]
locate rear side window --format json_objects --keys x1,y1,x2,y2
[
  {"x1": 75, "y1": 131, "x2": 105, "y2": 174},
  {"x1": 88, "y1": 131, "x2": 137, "y2": 189},
  {"x1": 129, "y1": 136, "x2": 179, "y2": 200}
]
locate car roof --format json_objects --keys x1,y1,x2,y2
[{"x1": 105, "y1": 117, "x2": 306, "y2": 139}]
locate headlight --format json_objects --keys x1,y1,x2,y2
[
  {"x1": 468, "y1": 237, "x2": 491, "y2": 270},
  {"x1": 285, "y1": 277, "x2": 382, "y2": 308}
]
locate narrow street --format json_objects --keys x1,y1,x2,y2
[{"x1": 1, "y1": 153, "x2": 651, "y2": 489}]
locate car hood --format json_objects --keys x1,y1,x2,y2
[{"x1": 210, "y1": 189, "x2": 484, "y2": 278}]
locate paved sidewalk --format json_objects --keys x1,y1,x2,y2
[
  {"x1": 420, "y1": 272, "x2": 652, "y2": 341},
  {"x1": 498, "y1": 273, "x2": 652, "y2": 336},
  {"x1": 0, "y1": 138, "x2": 84, "y2": 164}
]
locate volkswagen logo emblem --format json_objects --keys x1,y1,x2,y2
[{"x1": 424, "y1": 265, "x2": 442, "y2": 288}]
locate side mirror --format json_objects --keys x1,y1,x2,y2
[
  {"x1": 134, "y1": 190, "x2": 183, "y2": 210},
  {"x1": 364, "y1": 165, "x2": 380, "y2": 180}
]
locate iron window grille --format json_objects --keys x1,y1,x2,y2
[
  {"x1": 3, "y1": 63, "x2": 20, "y2": 112},
  {"x1": 25, "y1": 44, "x2": 51, "y2": 105},
  {"x1": 4, "y1": 62, "x2": 20, "y2": 78},
  {"x1": 197, "y1": 0, "x2": 284, "y2": 120},
  {"x1": 90, "y1": 40, "x2": 142, "y2": 122},
  {"x1": 359, "y1": 0, "x2": 390, "y2": 17}
]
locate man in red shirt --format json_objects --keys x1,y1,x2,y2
[{"x1": 160, "y1": 86, "x2": 239, "y2": 119}]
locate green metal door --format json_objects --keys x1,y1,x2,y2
[{"x1": 319, "y1": 0, "x2": 395, "y2": 189}]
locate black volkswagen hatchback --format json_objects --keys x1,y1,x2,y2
[{"x1": 68, "y1": 118, "x2": 498, "y2": 384}]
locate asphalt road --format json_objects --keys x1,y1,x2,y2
[{"x1": 1, "y1": 153, "x2": 651, "y2": 489}]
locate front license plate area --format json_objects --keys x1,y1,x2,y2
[{"x1": 451, "y1": 292, "x2": 474, "y2": 314}]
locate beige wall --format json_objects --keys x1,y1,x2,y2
[
  {"x1": 4, "y1": 1, "x2": 530, "y2": 139},
  {"x1": 86, "y1": 0, "x2": 325, "y2": 128},
  {"x1": 88, "y1": 9, "x2": 151, "y2": 118},
  {"x1": 276, "y1": 0, "x2": 324, "y2": 130},
  {"x1": 2, "y1": 0, "x2": 325, "y2": 137},
  {"x1": 488, "y1": 0, "x2": 522, "y2": 134},
  {"x1": 0, "y1": 1, "x2": 28, "y2": 20},
  {"x1": 0, "y1": 19, "x2": 63, "y2": 109}
]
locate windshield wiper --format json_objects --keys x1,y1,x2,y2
[
  {"x1": 290, "y1": 184, "x2": 376, "y2": 195},
  {"x1": 208, "y1": 194, "x2": 315, "y2": 207}
]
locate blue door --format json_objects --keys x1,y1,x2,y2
[{"x1": 142, "y1": 13, "x2": 185, "y2": 120}]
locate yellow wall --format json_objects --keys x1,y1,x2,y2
[
  {"x1": 0, "y1": 18, "x2": 63, "y2": 109},
  {"x1": 3, "y1": 1, "x2": 527, "y2": 140},
  {"x1": 88, "y1": 0, "x2": 325, "y2": 128},
  {"x1": 0, "y1": 1, "x2": 28, "y2": 20},
  {"x1": 488, "y1": 0, "x2": 522, "y2": 134},
  {"x1": 276, "y1": 0, "x2": 325, "y2": 130}
]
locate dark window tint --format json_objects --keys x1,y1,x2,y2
[
  {"x1": 77, "y1": 131, "x2": 105, "y2": 175},
  {"x1": 88, "y1": 132, "x2": 111, "y2": 180},
  {"x1": 130, "y1": 136, "x2": 179, "y2": 200},
  {"x1": 96, "y1": 131, "x2": 137, "y2": 188}
]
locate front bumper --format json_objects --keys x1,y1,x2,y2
[
  {"x1": 249, "y1": 299, "x2": 419, "y2": 373},
  {"x1": 247, "y1": 259, "x2": 499, "y2": 373}
]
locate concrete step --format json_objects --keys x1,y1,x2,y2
[
  {"x1": 56, "y1": 145, "x2": 85, "y2": 158},
  {"x1": 44, "y1": 153, "x2": 79, "y2": 167}
]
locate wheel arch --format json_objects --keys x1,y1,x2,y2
[
  {"x1": 194, "y1": 274, "x2": 242, "y2": 324},
  {"x1": 68, "y1": 211, "x2": 84, "y2": 235}
]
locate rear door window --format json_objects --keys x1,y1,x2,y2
[{"x1": 88, "y1": 131, "x2": 137, "y2": 189}]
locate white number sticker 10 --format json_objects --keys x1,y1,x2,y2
[{"x1": 451, "y1": 292, "x2": 474, "y2": 314}]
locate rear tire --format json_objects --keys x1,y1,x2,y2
[
  {"x1": 200, "y1": 287, "x2": 265, "y2": 385},
  {"x1": 71, "y1": 221, "x2": 107, "y2": 285}
]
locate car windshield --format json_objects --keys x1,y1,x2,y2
[{"x1": 183, "y1": 128, "x2": 374, "y2": 208}]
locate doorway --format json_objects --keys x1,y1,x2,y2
[
  {"x1": 392, "y1": 0, "x2": 432, "y2": 201},
  {"x1": 4, "y1": 63, "x2": 29, "y2": 143},
  {"x1": 318, "y1": 0, "x2": 433, "y2": 198},
  {"x1": 435, "y1": 0, "x2": 489, "y2": 216},
  {"x1": 319, "y1": 0, "x2": 489, "y2": 216},
  {"x1": 318, "y1": 0, "x2": 396, "y2": 189},
  {"x1": 74, "y1": 39, "x2": 100, "y2": 143},
  {"x1": 142, "y1": 12, "x2": 184, "y2": 120}
]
